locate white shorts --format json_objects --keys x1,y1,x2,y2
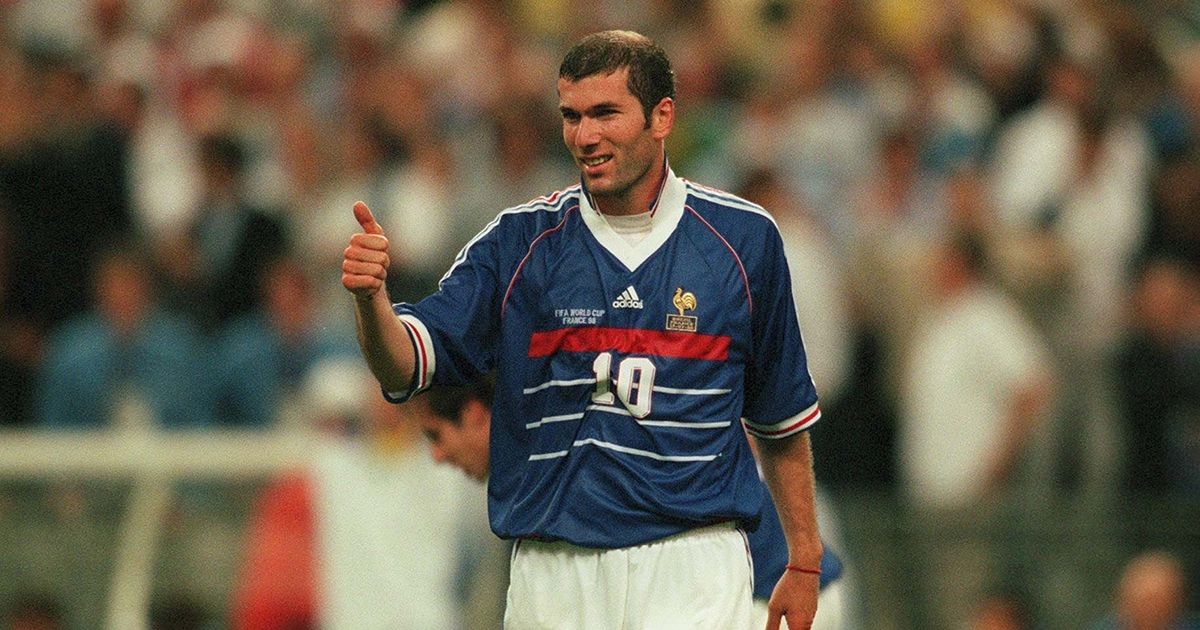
[{"x1": 503, "y1": 523, "x2": 755, "y2": 630}]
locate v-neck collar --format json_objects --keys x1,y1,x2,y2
[{"x1": 578, "y1": 165, "x2": 687, "y2": 272}]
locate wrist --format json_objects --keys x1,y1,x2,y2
[{"x1": 784, "y1": 564, "x2": 821, "y2": 575}]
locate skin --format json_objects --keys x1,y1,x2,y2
[
  {"x1": 414, "y1": 399, "x2": 491, "y2": 482},
  {"x1": 342, "y1": 58, "x2": 820, "y2": 630},
  {"x1": 1116, "y1": 552, "x2": 1187, "y2": 630},
  {"x1": 557, "y1": 67, "x2": 673, "y2": 216}
]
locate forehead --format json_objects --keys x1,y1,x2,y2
[
  {"x1": 414, "y1": 414, "x2": 449, "y2": 434},
  {"x1": 557, "y1": 68, "x2": 636, "y2": 107}
]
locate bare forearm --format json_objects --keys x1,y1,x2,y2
[
  {"x1": 354, "y1": 290, "x2": 415, "y2": 393},
  {"x1": 755, "y1": 432, "x2": 822, "y2": 567}
]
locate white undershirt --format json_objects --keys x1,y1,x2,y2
[{"x1": 601, "y1": 211, "x2": 654, "y2": 247}]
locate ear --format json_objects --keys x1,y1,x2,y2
[
  {"x1": 461, "y1": 399, "x2": 491, "y2": 432},
  {"x1": 650, "y1": 97, "x2": 674, "y2": 140}
]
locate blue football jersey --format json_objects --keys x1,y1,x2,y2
[{"x1": 389, "y1": 169, "x2": 822, "y2": 548}]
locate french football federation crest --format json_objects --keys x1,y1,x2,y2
[{"x1": 666, "y1": 287, "x2": 698, "y2": 332}]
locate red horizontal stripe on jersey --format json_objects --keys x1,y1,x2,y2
[
  {"x1": 528, "y1": 327, "x2": 730, "y2": 361},
  {"x1": 744, "y1": 406, "x2": 820, "y2": 437}
]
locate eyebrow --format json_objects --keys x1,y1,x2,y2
[{"x1": 559, "y1": 101, "x2": 623, "y2": 116}]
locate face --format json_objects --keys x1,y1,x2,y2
[
  {"x1": 415, "y1": 401, "x2": 490, "y2": 482},
  {"x1": 558, "y1": 68, "x2": 672, "y2": 207}
]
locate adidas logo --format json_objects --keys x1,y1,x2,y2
[{"x1": 612, "y1": 285, "x2": 644, "y2": 309}]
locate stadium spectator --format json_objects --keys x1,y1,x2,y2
[
  {"x1": 157, "y1": 132, "x2": 290, "y2": 332},
  {"x1": 207, "y1": 256, "x2": 356, "y2": 428},
  {"x1": 36, "y1": 243, "x2": 210, "y2": 430},
  {"x1": 969, "y1": 588, "x2": 1035, "y2": 630},
  {"x1": 1091, "y1": 550, "x2": 1200, "y2": 630},
  {"x1": 4, "y1": 592, "x2": 64, "y2": 630},
  {"x1": 1112, "y1": 257, "x2": 1200, "y2": 497},
  {"x1": 899, "y1": 231, "x2": 1056, "y2": 628},
  {"x1": 232, "y1": 362, "x2": 500, "y2": 630},
  {"x1": 0, "y1": 44, "x2": 134, "y2": 334}
]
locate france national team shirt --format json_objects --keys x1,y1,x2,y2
[{"x1": 388, "y1": 167, "x2": 821, "y2": 548}]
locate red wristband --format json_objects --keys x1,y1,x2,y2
[{"x1": 785, "y1": 564, "x2": 821, "y2": 575}]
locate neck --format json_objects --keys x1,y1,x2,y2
[{"x1": 592, "y1": 152, "x2": 667, "y2": 217}]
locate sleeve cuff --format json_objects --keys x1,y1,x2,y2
[
  {"x1": 383, "y1": 313, "x2": 436, "y2": 403},
  {"x1": 742, "y1": 402, "x2": 820, "y2": 439}
]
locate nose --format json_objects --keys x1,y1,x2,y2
[
  {"x1": 573, "y1": 116, "x2": 600, "y2": 149},
  {"x1": 430, "y1": 444, "x2": 447, "y2": 463}
]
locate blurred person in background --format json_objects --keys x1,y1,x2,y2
[
  {"x1": 968, "y1": 588, "x2": 1035, "y2": 630},
  {"x1": 3, "y1": 592, "x2": 64, "y2": 630},
  {"x1": 232, "y1": 360, "x2": 500, "y2": 630},
  {"x1": 898, "y1": 230, "x2": 1056, "y2": 629},
  {"x1": 1141, "y1": 152, "x2": 1200, "y2": 271},
  {"x1": 753, "y1": 11, "x2": 880, "y2": 250},
  {"x1": 845, "y1": 122, "x2": 950, "y2": 406},
  {"x1": 0, "y1": 43, "x2": 133, "y2": 335},
  {"x1": 1112, "y1": 257, "x2": 1200, "y2": 498},
  {"x1": 158, "y1": 132, "x2": 291, "y2": 333},
  {"x1": 0, "y1": 211, "x2": 43, "y2": 428},
  {"x1": 35, "y1": 242, "x2": 211, "y2": 431},
  {"x1": 207, "y1": 256, "x2": 357, "y2": 429},
  {"x1": 1092, "y1": 550, "x2": 1200, "y2": 630},
  {"x1": 456, "y1": 97, "x2": 578, "y2": 242}
]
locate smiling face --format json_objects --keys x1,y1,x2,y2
[{"x1": 558, "y1": 67, "x2": 673, "y2": 215}]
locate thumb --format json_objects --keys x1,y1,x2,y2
[
  {"x1": 353, "y1": 201, "x2": 384, "y2": 235},
  {"x1": 764, "y1": 609, "x2": 782, "y2": 630}
]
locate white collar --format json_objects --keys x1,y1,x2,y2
[{"x1": 578, "y1": 167, "x2": 687, "y2": 271}]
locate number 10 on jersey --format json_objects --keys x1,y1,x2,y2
[{"x1": 591, "y1": 352, "x2": 656, "y2": 419}]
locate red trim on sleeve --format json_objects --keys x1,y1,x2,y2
[
  {"x1": 743, "y1": 405, "x2": 821, "y2": 438},
  {"x1": 398, "y1": 318, "x2": 427, "y2": 390}
]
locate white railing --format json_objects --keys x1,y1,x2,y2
[{"x1": 0, "y1": 427, "x2": 324, "y2": 630}]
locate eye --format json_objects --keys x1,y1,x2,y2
[{"x1": 561, "y1": 110, "x2": 581, "y2": 123}]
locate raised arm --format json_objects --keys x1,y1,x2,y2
[
  {"x1": 754, "y1": 431, "x2": 822, "y2": 630},
  {"x1": 341, "y1": 201, "x2": 415, "y2": 394}
]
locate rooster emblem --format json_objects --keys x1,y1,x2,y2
[{"x1": 672, "y1": 287, "x2": 696, "y2": 316}]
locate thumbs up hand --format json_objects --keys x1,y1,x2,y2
[{"x1": 342, "y1": 201, "x2": 391, "y2": 300}]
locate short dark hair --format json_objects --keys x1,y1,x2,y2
[
  {"x1": 425, "y1": 376, "x2": 494, "y2": 426},
  {"x1": 559, "y1": 30, "x2": 676, "y2": 122}
]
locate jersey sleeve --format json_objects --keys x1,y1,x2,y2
[
  {"x1": 740, "y1": 222, "x2": 822, "y2": 439},
  {"x1": 383, "y1": 225, "x2": 505, "y2": 403}
]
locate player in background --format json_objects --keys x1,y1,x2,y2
[
  {"x1": 415, "y1": 379, "x2": 851, "y2": 629},
  {"x1": 344, "y1": 30, "x2": 825, "y2": 629}
]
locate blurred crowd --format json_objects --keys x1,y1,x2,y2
[{"x1": 0, "y1": 0, "x2": 1198, "y2": 627}]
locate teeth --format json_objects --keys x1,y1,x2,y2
[{"x1": 582, "y1": 156, "x2": 610, "y2": 167}]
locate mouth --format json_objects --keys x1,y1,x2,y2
[{"x1": 580, "y1": 155, "x2": 612, "y2": 171}]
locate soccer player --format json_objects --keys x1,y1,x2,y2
[
  {"x1": 415, "y1": 380, "x2": 850, "y2": 629},
  {"x1": 343, "y1": 30, "x2": 826, "y2": 629}
]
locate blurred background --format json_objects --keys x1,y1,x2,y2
[{"x1": 0, "y1": 0, "x2": 1198, "y2": 628}]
